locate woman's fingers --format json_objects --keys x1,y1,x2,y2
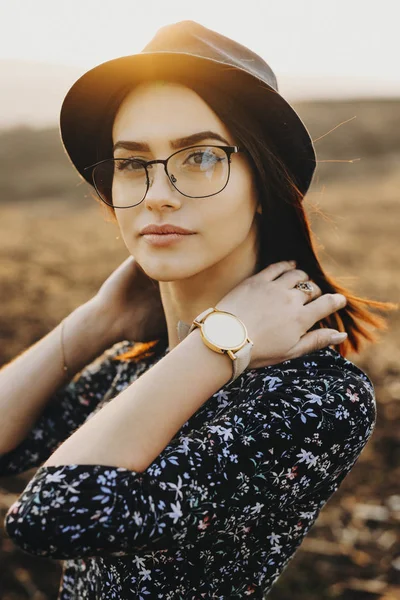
[
  {"x1": 295, "y1": 280, "x2": 322, "y2": 304},
  {"x1": 275, "y1": 268, "x2": 310, "y2": 286},
  {"x1": 286, "y1": 328, "x2": 348, "y2": 361},
  {"x1": 276, "y1": 269, "x2": 322, "y2": 304},
  {"x1": 295, "y1": 282, "x2": 322, "y2": 304},
  {"x1": 257, "y1": 260, "x2": 298, "y2": 281},
  {"x1": 301, "y1": 293, "x2": 347, "y2": 330},
  {"x1": 270, "y1": 268, "x2": 323, "y2": 305}
]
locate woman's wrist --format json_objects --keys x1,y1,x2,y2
[
  {"x1": 178, "y1": 327, "x2": 234, "y2": 387},
  {"x1": 62, "y1": 300, "x2": 122, "y2": 374}
]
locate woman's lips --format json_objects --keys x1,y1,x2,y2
[{"x1": 142, "y1": 233, "x2": 196, "y2": 247}]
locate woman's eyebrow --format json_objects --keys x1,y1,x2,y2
[{"x1": 113, "y1": 130, "x2": 231, "y2": 152}]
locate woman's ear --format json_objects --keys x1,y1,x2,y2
[{"x1": 256, "y1": 204, "x2": 263, "y2": 215}]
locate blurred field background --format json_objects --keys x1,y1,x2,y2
[{"x1": 0, "y1": 98, "x2": 399, "y2": 599}]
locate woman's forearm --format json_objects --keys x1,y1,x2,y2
[
  {"x1": 0, "y1": 300, "x2": 118, "y2": 454},
  {"x1": 42, "y1": 328, "x2": 233, "y2": 471}
]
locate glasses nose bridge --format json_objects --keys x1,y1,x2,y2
[
  {"x1": 146, "y1": 157, "x2": 169, "y2": 171},
  {"x1": 145, "y1": 157, "x2": 173, "y2": 190}
]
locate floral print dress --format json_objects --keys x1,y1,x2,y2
[{"x1": 1, "y1": 340, "x2": 376, "y2": 599}]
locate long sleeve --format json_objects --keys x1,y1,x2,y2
[
  {"x1": 3, "y1": 352, "x2": 377, "y2": 560},
  {"x1": 0, "y1": 341, "x2": 133, "y2": 477}
]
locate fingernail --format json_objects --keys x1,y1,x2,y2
[
  {"x1": 289, "y1": 260, "x2": 297, "y2": 266},
  {"x1": 331, "y1": 332, "x2": 348, "y2": 343}
]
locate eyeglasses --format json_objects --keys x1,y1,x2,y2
[{"x1": 84, "y1": 145, "x2": 245, "y2": 209}]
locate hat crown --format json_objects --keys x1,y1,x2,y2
[{"x1": 141, "y1": 20, "x2": 278, "y2": 92}]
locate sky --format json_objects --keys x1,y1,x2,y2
[{"x1": 1, "y1": 0, "x2": 400, "y2": 94}]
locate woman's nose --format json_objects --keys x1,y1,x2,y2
[
  {"x1": 146, "y1": 163, "x2": 176, "y2": 197},
  {"x1": 143, "y1": 162, "x2": 182, "y2": 208}
]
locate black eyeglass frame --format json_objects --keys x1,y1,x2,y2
[{"x1": 84, "y1": 144, "x2": 246, "y2": 208}]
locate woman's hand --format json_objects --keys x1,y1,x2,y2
[
  {"x1": 215, "y1": 260, "x2": 348, "y2": 369},
  {"x1": 91, "y1": 256, "x2": 167, "y2": 343}
]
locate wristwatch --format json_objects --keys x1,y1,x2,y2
[{"x1": 177, "y1": 307, "x2": 254, "y2": 385}]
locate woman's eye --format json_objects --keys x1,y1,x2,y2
[
  {"x1": 116, "y1": 159, "x2": 145, "y2": 171},
  {"x1": 187, "y1": 151, "x2": 221, "y2": 165},
  {"x1": 191, "y1": 152, "x2": 205, "y2": 164}
]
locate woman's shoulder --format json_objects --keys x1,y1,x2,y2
[
  {"x1": 242, "y1": 346, "x2": 374, "y2": 394},
  {"x1": 236, "y1": 346, "x2": 376, "y2": 445}
]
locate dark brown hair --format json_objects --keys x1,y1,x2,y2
[{"x1": 90, "y1": 76, "x2": 398, "y2": 365}]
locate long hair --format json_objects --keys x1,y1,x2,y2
[{"x1": 90, "y1": 77, "x2": 397, "y2": 365}]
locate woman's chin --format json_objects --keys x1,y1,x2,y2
[{"x1": 139, "y1": 260, "x2": 204, "y2": 282}]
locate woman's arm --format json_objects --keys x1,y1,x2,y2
[
  {"x1": 3, "y1": 350, "x2": 376, "y2": 560},
  {"x1": 42, "y1": 327, "x2": 233, "y2": 471},
  {"x1": 40, "y1": 260, "x2": 347, "y2": 470},
  {"x1": 0, "y1": 299, "x2": 119, "y2": 455},
  {"x1": 0, "y1": 340, "x2": 132, "y2": 477}
]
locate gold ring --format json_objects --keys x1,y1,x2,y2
[{"x1": 294, "y1": 281, "x2": 314, "y2": 295}]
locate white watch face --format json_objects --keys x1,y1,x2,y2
[{"x1": 202, "y1": 312, "x2": 247, "y2": 349}]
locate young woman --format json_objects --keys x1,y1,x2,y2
[{"x1": 1, "y1": 20, "x2": 394, "y2": 599}]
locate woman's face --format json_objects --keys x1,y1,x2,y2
[{"x1": 111, "y1": 80, "x2": 260, "y2": 282}]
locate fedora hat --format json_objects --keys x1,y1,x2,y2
[{"x1": 60, "y1": 19, "x2": 316, "y2": 198}]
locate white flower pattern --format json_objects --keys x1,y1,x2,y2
[{"x1": 1, "y1": 341, "x2": 376, "y2": 599}]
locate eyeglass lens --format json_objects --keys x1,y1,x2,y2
[{"x1": 92, "y1": 146, "x2": 230, "y2": 208}]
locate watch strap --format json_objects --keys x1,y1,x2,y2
[
  {"x1": 177, "y1": 319, "x2": 191, "y2": 342},
  {"x1": 230, "y1": 343, "x2": 252, "y2": 385}
]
